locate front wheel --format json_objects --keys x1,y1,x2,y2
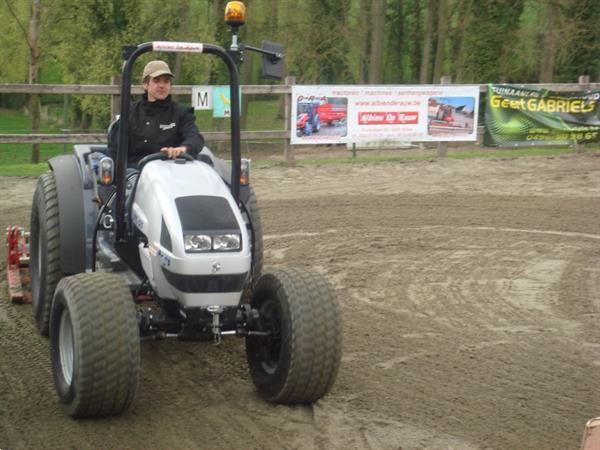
[
  {"x1": 246, "y1": 269, "x2": 342, "y2": 404},
  {"x1": 50, "y1": 273, "x2": 140, "y2": 418}
]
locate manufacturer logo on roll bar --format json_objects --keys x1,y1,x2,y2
[{"x1": 152, "y1": 42, "x2": 204, "y2": 53}]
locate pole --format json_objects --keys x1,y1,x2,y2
[
  {"x1": 284, "y1": 76, "x2": 295, "y2": 166},
  {"x1": 436, "y1": 75, "x2": 452, "y2": 157}
]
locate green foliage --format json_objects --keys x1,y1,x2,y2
[
  {"x1": 557, "y1": 0, "x2": 600, "y2": 82},
  {"x1": 458, "y1": 0, "x2": 526, "y2": 83},
  {"x1": 0, "y1": 1, "x2": 30, "y2": 82}
]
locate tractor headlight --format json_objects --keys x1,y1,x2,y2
[
  {"x1": 213, "y1": 234, "x2": 241, "y2": 251},
  {"x1": 184, "y1": 235, "x2": 212, "y2": 252},
  {"x1": 184, "y1": 233, "x2": 241, "y2": 252}
]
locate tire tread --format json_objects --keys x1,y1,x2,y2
[{"x1": 51, "y1": 273, "x2": 140, "y2": 418}]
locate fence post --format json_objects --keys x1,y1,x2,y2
[
  {"x1": 437, "y1": 75, "x2": 452, "y2": 157},
  {"x1": 110, "y1": 75, "x2": 121, "y2": 120},
  {"x1": 575, "y1": 75, "x2": 590, "y2": 153},
  {"x1": 284, "y1": 76, "x2": 296, "y2": 166}
]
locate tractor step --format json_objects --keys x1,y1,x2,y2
[{"x1": 6, "y1": 226, "x2": 31, "y2": 304}]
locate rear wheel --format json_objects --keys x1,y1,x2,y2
[
  {"x1": 246, "y1": 269, "x2": 342, "y2": 404},
  {"x1": 30, "y1": 172, "x2": 62, "y2": 335},
  {"x1": 50, "y1": 273, "x2": 140, "y2": 418}
]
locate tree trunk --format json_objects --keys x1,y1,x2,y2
[
  {"x1": 359, "y1": 0, "x2": 372, "y2": 83},
  {"x1": 450, "y1": 0, "x2": 469, "y2": 83},
  {"x1": 29, "y1": 0, "x2": 41, "y2": 164},
  {"x1": 432, "y1": 0, "x2": 447, "y2": 83},
  {"x1": 368, "y1": 0, "x2": 386, "y2": 84},
  {"x1": 420, "y1": 0, "x2": 435, "y2": 84},
  {"x1": 411, "y1": 0, "x2": 423, "y2": 83},
  {"x1": 539, "y1": 1, "x2": 557, "y2": 83}
]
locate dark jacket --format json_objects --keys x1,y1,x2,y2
[{"x1": 108, "y1": 94, "x2": 203, "y2": 165}]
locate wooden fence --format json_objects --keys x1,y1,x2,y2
[{"x1": 1, "y1": 77, "x2": 599, "y2": 160}]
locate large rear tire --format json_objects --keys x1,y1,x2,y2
[
  {"x1": 30, "y1": 172, "x2": 63, "y2": 336},
  {"x1": 50, "y1": 273, "x2": 140, "y2": 418},
  {"x1": 246, "y1": 269, "x2": 342, "y2": 404}
]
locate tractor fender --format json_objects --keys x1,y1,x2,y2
[{"x1": 47, "y1": 155, "x2": 87, "y2": 274}]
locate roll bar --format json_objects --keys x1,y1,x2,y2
[{"x1": 115, "y1": 42, "x2": 241, "y2": 242}]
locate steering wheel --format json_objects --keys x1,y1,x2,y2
[{"x1": 137, "y1": 151, "x2": 195, "y2": 171}]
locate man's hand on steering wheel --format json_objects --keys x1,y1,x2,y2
[{"x1": 161, "y1": 146, "x2": 187, "y2": 159}]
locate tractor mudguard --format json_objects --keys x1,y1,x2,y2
[
  {"x1": 47, "y1": 155, "x2": 87, "y2": 274},
  {"x1": 199, "y1": 147, "x2": 250, "y2": 205}
]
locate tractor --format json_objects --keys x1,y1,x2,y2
[
  {"x1": 20, "y1": 1, "x2": 342, "y2": 418},
  {"x1": 296, "y1": 101, "x2": 321, "y2": 136}
]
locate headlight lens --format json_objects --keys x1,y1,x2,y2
[
  {"x1": 213, "y1": 234, "x2": 241, "y2": 251},
  {"x1": 183, "y1": 233, "x2": 241, "y2": 252},
  {"x1": 184, "y1": 234, "x2": 212, "y2": 252}
]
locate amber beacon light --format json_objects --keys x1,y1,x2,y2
[{"x1": 225, "y1": 1, "x2": 246, "y2": 27}]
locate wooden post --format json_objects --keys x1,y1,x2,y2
[
  {"x1": 436, "y1": 75, "x2": 452, "y2": 157},
  {"x1": 283, "y1": 76, "x2": 295, "y2": 166},
  {"x1": 574, "y1": 75, "x2": 590, "y2": 153},
  {"x1": 110, "y1": 75, "x2": 121, "y2": 120}
]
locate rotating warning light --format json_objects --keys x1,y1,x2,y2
[{"x1": 225, "y1": 2, "x2": 246, "y2": 27}]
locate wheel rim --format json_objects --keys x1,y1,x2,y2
[
  {"x1": 257, "y1": 299, "x2": 282, "y2": 375},
  {"x1": 58, "y1": 308, "x2": 75, "y2": 386}
]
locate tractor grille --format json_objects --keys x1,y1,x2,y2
[{"x1": 161, "y1": 268, "x2": 247, "y2": 293}]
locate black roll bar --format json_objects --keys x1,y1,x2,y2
[{"x1": 115, "y1": 42, "x2": 241, "y2": 242}]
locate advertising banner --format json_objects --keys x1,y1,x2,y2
[
  {"x1": 484, "y1": 84, "x2": 600, "y2": 146},
  {"x1": 291, "y1": 85, "x2": 480, "y2": 145}
]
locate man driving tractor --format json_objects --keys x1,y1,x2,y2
[{"x1": 108, "y1": 60, "x2": 203, "y2": 166}]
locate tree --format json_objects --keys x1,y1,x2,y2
[
  {"x1": 538, "y1": 0, "x2": 557, "y2": 82},
  {"x1": 367, "y1": 0, "x2": 386, "y2": 84},
  {"x1": 419, "y1": 0, "x2": 435, "y2": 83},
  {"x1": 358, "y1": 0, "x2": 371, "y2": 83},
  {"x1": 432, "y1": 0, "x2": 448, "y2": 83},
  {"x1": 28, "y1": 0, "x2": 41, "y2": 163},
  {"x1": 557, "y1": 0, "x2": 600, "y2": 82},
  {"x1": 385, "y1": 1, "x2": 404, "y2": 83},
  {"x1": 2, "y1": 0, "x2": 43, "y2": 162},
  {"x1": 457, "y1": 0, "x2": 525, "y2": 83}
]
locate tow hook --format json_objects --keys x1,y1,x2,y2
[{"x1": 207, "y1": 305, "x2": 225, "y2": 345}]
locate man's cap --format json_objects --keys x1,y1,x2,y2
[{"x1": 142, "y1": 60, "x2": 174, "y2": 81}]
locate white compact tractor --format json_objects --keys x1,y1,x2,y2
[{"x1": 21, "y1": 2, "x2": 342, "y2": 418}]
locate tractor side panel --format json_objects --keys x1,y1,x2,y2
[{"x1": 48, "y1": 155, "x2": 87, "y2": 274}]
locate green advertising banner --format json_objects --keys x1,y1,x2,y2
[{"x1": 484, "y1": 84, "x2": 600, "y2": 146}]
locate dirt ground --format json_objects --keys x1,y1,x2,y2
[{"x1": 1, "y1": 151, "x2": 600, "y2": 449}]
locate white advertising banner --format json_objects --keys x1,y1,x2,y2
[{"x1": 291, "y1": 85, "x2": 480, "y2": 144}]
